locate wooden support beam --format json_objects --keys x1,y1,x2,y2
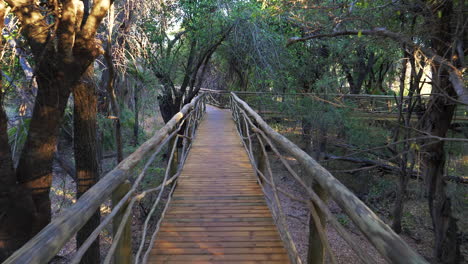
[
  {"x1": 112, "y1": 181, "x2": 132, "y2": 264},
  {"x1": 307, "y1": 183, "x2": 328, "y2": 264},
  {"x1": 254, "y1": 141, "x2": 267, "y2": 185}
]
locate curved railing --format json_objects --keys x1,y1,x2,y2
[
  {"x1": 4, "y1": 94, "x2": 207, "y2": 264},
  {"x1": 229, "y1": 92, "x2": 428, "y2": 264}
]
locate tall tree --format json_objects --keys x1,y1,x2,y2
[
  {"x1": 286, "y1": 0, "x2": 466, "y2": 262},
  {"x1": 0, "y1": 0, "x2": 113, "y2": 260},
  {"x1": 73, "y1": 66, "x2": 101, "y2": 264},
  {"x1": 419, "y1": 2, "x2": 464, "y2": 262},
  {"x1": 138, "y1": 0, "x2": 233, "y2": 122}
]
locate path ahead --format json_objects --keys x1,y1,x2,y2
[{"x1": 148, "y1": 106, "x2": 290, "y2": 263}]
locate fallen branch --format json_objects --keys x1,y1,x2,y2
[{"x1": 323, "y1": 153, "x2": 467, "y2": 184}]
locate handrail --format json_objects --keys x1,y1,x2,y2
[
  {"x1": 4, "y1": 94, "x2": 207, "y2": 264},
  {"x1": 199, "y1": 88, "x2": 437, "y2": 99},
  {"x1": 229, "y1": 92, "x2": 428, "y2": 264}
]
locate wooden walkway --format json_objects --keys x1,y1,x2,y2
[{"x1": 148, "y1": 106, "x2": 290, "y2": 263}]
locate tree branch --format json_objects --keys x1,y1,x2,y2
[
  {"x1": 80, "y1": 0, "x2": 113, "y2": 41},
  {"x1": 57, "y1": 0, "x2": 78, "y2": 61},
  {"x1": 5, "y1": 0, "x2": 48, "y2": 56},
  {"x1": 324, "y1": 153, "x2": 467, "y2": 184}
]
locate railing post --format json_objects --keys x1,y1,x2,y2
[
  {"x1": 169, "y1": 137, "x2": 180, "y2": 177},
  {"x1": 240, "y1": 116, "x2": 247, "y2": 138},
  {"x1": 112, "y1": 180, "x2": 132, "y2": 264},
  {"x1": 307, "y1": 183, "x2": 328, "y2": 264},
  {"x1": 254, "y1": 141, "x2": 267, "y2": 184}
]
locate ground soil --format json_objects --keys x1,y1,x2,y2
[{"x1": 261, "y1": 122, "x2": 467, "y2": 264}]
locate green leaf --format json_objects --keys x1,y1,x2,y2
[{"x1": 410, "y1": 143, "x2": 420, "y2": 151}]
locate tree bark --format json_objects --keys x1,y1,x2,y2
[
  {"x1": 73, "y1": 66, "x2": 101, "y2": 264},
  {"x1": 0, "y1": 79, "x2": 36, "y2": 262},
  {"x1": 16, "y1": 69, "x2": 72, "y2": 235},
  {"x1": 159, "y1": 90, "x2": 182, "y2": 124},
  {"x1": 391, "y1": 48, "x2": 409, "y2": 233},
  {"x1": 301, "y1": 117, "x2": 313, "y2": 153},
  {"x1": 422, "y1": 101, "x2": 459, "y2": 263},
  {"x1": 133, "y1": 84, "x2": 140, "y2": 146},
  {"x1": 104, "y1": 44, "x2": 123, "y2": 162},
  {"x1": 0, "y1": 0, "x2": 112, "y2": 259},
  {"x1": 421, "y1": 2, "x2": 462, "y2": 262}
]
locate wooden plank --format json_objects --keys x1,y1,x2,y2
[
  {"x1": 149, "y1": 254, "x2": 289, "y2": 261},
  {"x1": 159, "y1": 226, "x2": 277, "y2": 232},
  {"x1": 175, "y1": 192, "x2": 262, "y2": 196},
  {"x1": 152, "y1": 247, "x2": 287, "y2": 254},
  {"x1": 151, "y1": 261, "x2": 286, "y2": 264},
  {"x1": 163, "y1": 217, "x2": 275, "y2": 222},
  {"x1": 168, "y1": 209, "x2": 271, "y2": 214},
  {"x1": 164, "y1": 214, "x2": 274, "y2": 219},
  {"x1": 158, "y1": 231, "x2": 281, "y2": 237},
  {"x1": 148, "y1": 106, "x2": 290, "y2": 263},
  {"x1": 172, "y1": 195, "x2": 264, "y2": 200},
  {"x1": 169, "y1": 206, "x2": 268, "y2": 210},
  {"x1": 156, "y1": 237, "x2": 283, "y2": 242},
  {"x1": 153, "y1": 241, "x2": 284, "y2": 248},
  {"x1": 169, "y1": 203, "x2": 268, "y2": 207},
  {"x1": 160, "y1": 222, "x2": 277, "y2": 227}
]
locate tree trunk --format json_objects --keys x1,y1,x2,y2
[
  {"x1": 391, "y1": 50, "x2": 409, "y2": 233},
  {"x1": 0, "y1": 0, "x2": 112, "y2": 260},
  {"x1": 16, "y1": 70, "x2": 72, "y2": 235},
  {"x1": 0, "y1": 86, "x2": 37, "y2": 262},
  {"x1": 159, "y1": 91, "x2": 182, "y2": 124},
  {"x1": 133, "y1": 84, "x2": 139, "y2": 147},
  {"x1": 301, "y1": 117, "x2": 313, "y2": 153},
  {"x1": 104, "y1": 44, "x2": 123, "y2": 163},
  {"x1": 391, "y1": 169, "x2": 408, "y2": 233},
  {"x1": 73, "y1": 66, "x2": 101, "y2": 264},
  {"x1": 421, "y1": 2, "x2": 462, "y2": 262},
  {"x1": 343, "y1": 67, "x2": 359, "y2": 94},
  {"x1": 422, "y1": 96, "x2": 459, "y2": 263}
]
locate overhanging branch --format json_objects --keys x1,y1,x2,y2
[{"x1": 287, "y1": 28, "x2": 467, "y2": 106}]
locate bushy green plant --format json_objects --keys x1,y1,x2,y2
[
  {"x1": 8, "y1": 118, "x2": 30, "y2": 153},
  {"x1": 367, "y1": 178, "x2": 396, "y2": 203}
]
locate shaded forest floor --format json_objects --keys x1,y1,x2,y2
[{"x1": 268, "y1": 123, "x2": 467, "y2": 263}]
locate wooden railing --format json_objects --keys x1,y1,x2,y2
[
  {"x1": 200, "y1": 89, "x2": 467, "y2": 122},
  {"x1": 4, "y1": 94, "x2": 207, "y2": 264},
  {"x1": 229, "y1": 92, "x2": 428, "y2": 264},
  {"x1": 3, "y1": 90, "x2": 435, "y2": 264}
]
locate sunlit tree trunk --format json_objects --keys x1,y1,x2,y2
[
  {"x1": 73, "y1": 66, "x2": 101, "y2": 264},
  {"x1": 0, "y1": 0, "x2": 113, "y2": 260},
  {"x1": 16, "y1": 67, "x2": 73, "y2": 233}
]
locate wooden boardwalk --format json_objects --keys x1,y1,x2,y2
[{"x1": 148, "y1": 106, "x2": 290, "y2": 263}]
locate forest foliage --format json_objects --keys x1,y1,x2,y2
[{"x1": 0, "y1": 0, "x2": 466, "y2": 263}]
